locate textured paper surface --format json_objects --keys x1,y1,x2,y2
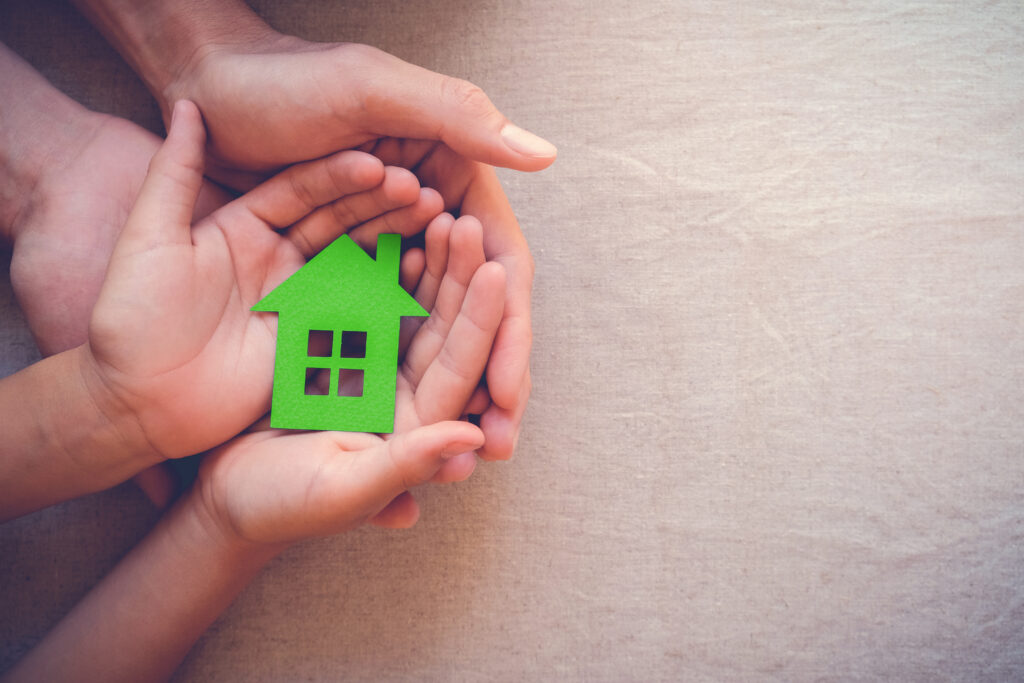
[
  {"x1": 1, "y1": 0, "x2": 1023, "y2": 680},
  {"x1": 252, "y1": 234, "x2": 427, "y2": 433}
]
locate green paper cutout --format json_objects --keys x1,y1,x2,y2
[{"x1": 252, "y1": 234, "x2": 428, "y2": 433}]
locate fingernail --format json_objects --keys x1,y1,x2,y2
[{"x1": 501, "y1": 124, "x2": 557, "y2": 158}]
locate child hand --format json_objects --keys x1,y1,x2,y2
[
  {"x1": 82, "y1": 100, "x2": 443, "y2": 464},
  {"x1": 189, "y1": 214, "x2": 505, "y2": 545}
]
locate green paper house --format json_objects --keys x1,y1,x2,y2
[{"x1": 252, "y1": 234, "x2": 428, "y2": 433}]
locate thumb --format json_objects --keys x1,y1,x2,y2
[
  {"x1": 354, "y1": 47, "x2": 557, "y2": 171},
  {"x1": 378, "y1": 421, "x2": 486, "y2": 495},
  {"x1": 122, "y1": 100, "x2": 206, "y2": 246},
  {"x1": 336, "y1": 422, "x2": 485, "y2": 520}
]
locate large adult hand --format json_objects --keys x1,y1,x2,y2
[
  {"x1": 162, "y1": 37, "x2": 556, "y2": 182},
  {"x1": 364, "y1": 140, "x2": 533, "y2": 461},
  {"x1": 83, "y1": 100, "x2": 441, "y2": 463},
  {"x1": 195, "y1": 213, "x2": 504, "y2": 544},
  {"x1": 167, "y1": 37, "x2": 545, "y2": 459},
  {"x1": 72, "y1": 0, "x2": 555, "y2": 177},
  {"x1": 72, "y1": 2, "x2": 549, "y2": 460},
  {"x1": 7, "y1": 112, "x2": 231, "y2": 357},
  {"x1": 0, "y1": 37, "x2": 234, "y2": 357},
  {"x1": 174, "y1": 37, "x2": 544, "y2": 460}
]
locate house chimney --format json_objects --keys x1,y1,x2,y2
[{"x1": 374, "y1": 233, "x2": 401, "y2": 277}]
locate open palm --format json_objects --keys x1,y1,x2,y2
[
  {"x1": 85, "y1": 101, "x2": 442, "y2": 462},
  {"x1": 161, "y1": 37, "x2": 549, "y2": 462},
  {"x1": 193, "y1": 213, "x2": 506, "y2": 545},
  {"x1": 365, "y1": 139, "x2": 534, "y2": 462}
]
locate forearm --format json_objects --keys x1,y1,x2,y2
[
  {"x1": 0, "y1": 43, "x2": 91, "y2": 239},
  {"x1": 70, "y1": 0, "x2": 274, "y2": 105},
  {"x1": 2, "y1": 490, "x2": 284, "y2": 683},
  {"x1": 0, "y1": 346, "x2": 159, "y2": 520}
]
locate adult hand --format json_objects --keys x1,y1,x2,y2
[
  {"x1": 1, "y1": 43, "x2": 236, "y2": 507},
  {"x1": 0, "y1": 41, "x2": 232, "y2": 356},
  {"x1": 73, "y1": 1, "x2": 549, "y2": 460},
  {"x1": 8, "y1": 111, "x2": 230, "y2": 357},
  {"x1": 196, "y1": 214, "x2": 505, "y2": 544},
  {"x1": 83, "y1": 100, "x2": 441, "y2": 463},
  {"x1": 366, "y1": 140, "x2": 533, "y2": 461},
  {"x1": 7, "y1": 111, "x2": 235, "y2": 508},
  {"x1": 163, "y1": 37, "x2": 556, "y2": 183},
  {"x1": 168, "y1": 37, "x2": 543, "y2": 459}
]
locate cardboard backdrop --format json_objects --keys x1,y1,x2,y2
[{"x1": 2, "y1": 0, "x2": 1022, "y2": 680}]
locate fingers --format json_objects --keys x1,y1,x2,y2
[
  {"x1": 417, "y1": 212, "x2": 456, "y2": 311},
  {"x1": 121, "y1": 100, "x2": 206, "y2": 248},
  {"x1": 431, "y1": 451, "x2": 478, "y2": 483},
  {"x1": 478, "y1": 370, "x2": 531, "y2": 461},
  {"x1": 277, "y1": 168, "x2": 441, "y2": 259},
  {"x1": 347, "y1": 187, "x2": 444, "y2": 249},
  {"x1": 484, "y1": 293, "x2": 533, "y2": 408},
  {"x1": 282, "y1": 165, "x2": 415, "y2": 250},
  {"x1": 314, "y1": 422, "x2": 481, "y2": 532},
  {"x1": 403, "y1": 215, "x2": 486, "y2": 386},
  {"x1": 464, "y1": 385, "x2": 491, "y2": 416},
  {"x1": 458, "y1": 165, "x2": 534, "y2": 414},
  {"x1": 399, "y1": 213, "x2": 453, "y2": 352},
  {"x1": 399, "y1": 247, "x2": 426, "y2": 295},
  {"x1": 381, "y1": 153, "x2": 534, "y2": 414},
  {"x1": 373, "y1": 421, "x2": 484, "y2": 497},
  {"x1": 347, "y1": 44, "x2": 557, "y2": 172},
  {"x1": 368, "y1": 152, "x2": 535, "y2": 460},
  {"x1": 241, "y1": 149, "x2": 385, "y2": 230},
  {"x1": 413, "y1": 261, "x2": 506, "y2": 425}
]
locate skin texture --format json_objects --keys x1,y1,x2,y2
[
  {"x1": 4, "y1": 136, "x2": 506, "y2": 683},
  {"x1": 70, "y1": 0, "x2": 553, "y2": 460},
  {"x1": 0, "y1": 42, "x2": 446, "y2": 504},
  {"x1": 202, "y1": 213, "x2": 506, "y2": 542},
  {"x1": 0, "y1": 101, "x2": 444, "y2": 520},
  {"x1": 84, "y1": 101, "x2": 439, "y2": 461},
  {"x1": 171, "y1": 41, "x2": 539, "y2": 461},
  {"x1": 7, "y1": 113, "x2": 230, "y2": 356}
]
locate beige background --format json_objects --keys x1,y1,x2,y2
[{"x1": 2, "y1": 0, "x2": 1024, "y2": 680}]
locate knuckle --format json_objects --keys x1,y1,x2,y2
[
  {"x1": 287, "y1": 225, "x2": 317, "y2": 260},
  {"x1": 442, "y1": 78, "x2": 495, "y2": 119},
  {"x1": 329, "y1": 198, "x2": 358, "y2": 228},
  {"x1": 335, "y1": 42, "x2": 384, "y2": 66},
  {"x1": 287, "y1": 170, "x2": 319, "y2": 212},
  {"x1": 386, "y1": 442, "x2": 416, "y2": 492}
]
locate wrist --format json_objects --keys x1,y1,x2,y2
[
  {"x1": 0, "y1": 346, "x2": 163, "y2": 520},
  {"x1": 68, "y1": 343, "x2": 165, "y2": 469},
  {"x1": 178, "y1": 481, "x2": 290, "y2": 569},
  {"x1": 160, "y1": 25, "x2": 298, "y2": 123},
  {"x1": 71, "y1": 0, "x2": 279, "y2": 116}
]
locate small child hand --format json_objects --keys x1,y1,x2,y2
[
  {"x1": 187, "y1": 213, "x2": 504, "y2": 545},
  {"x1": 82, "y1": 100, "x2": 443, "y2": 463}
]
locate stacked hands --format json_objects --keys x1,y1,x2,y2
[
  {"x1": 0, "y1": 2, "x2": 553, "y2": 679},
  {"x1": 87, "y1": 100, "x2": 508, "y2": 541}
]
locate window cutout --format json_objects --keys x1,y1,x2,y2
[
  {"x1": 304, "y1": 368, "x2": 328, "y2": 396},
  {"x1": 338, "y1": 369, "x2": 364, "y2": 397},
  {"x1": 307, "y1": 330, "x2": 333, "y2": 357},
  {"x1": 339, "y1": 331, "x2": 367, "y2": 358}
]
